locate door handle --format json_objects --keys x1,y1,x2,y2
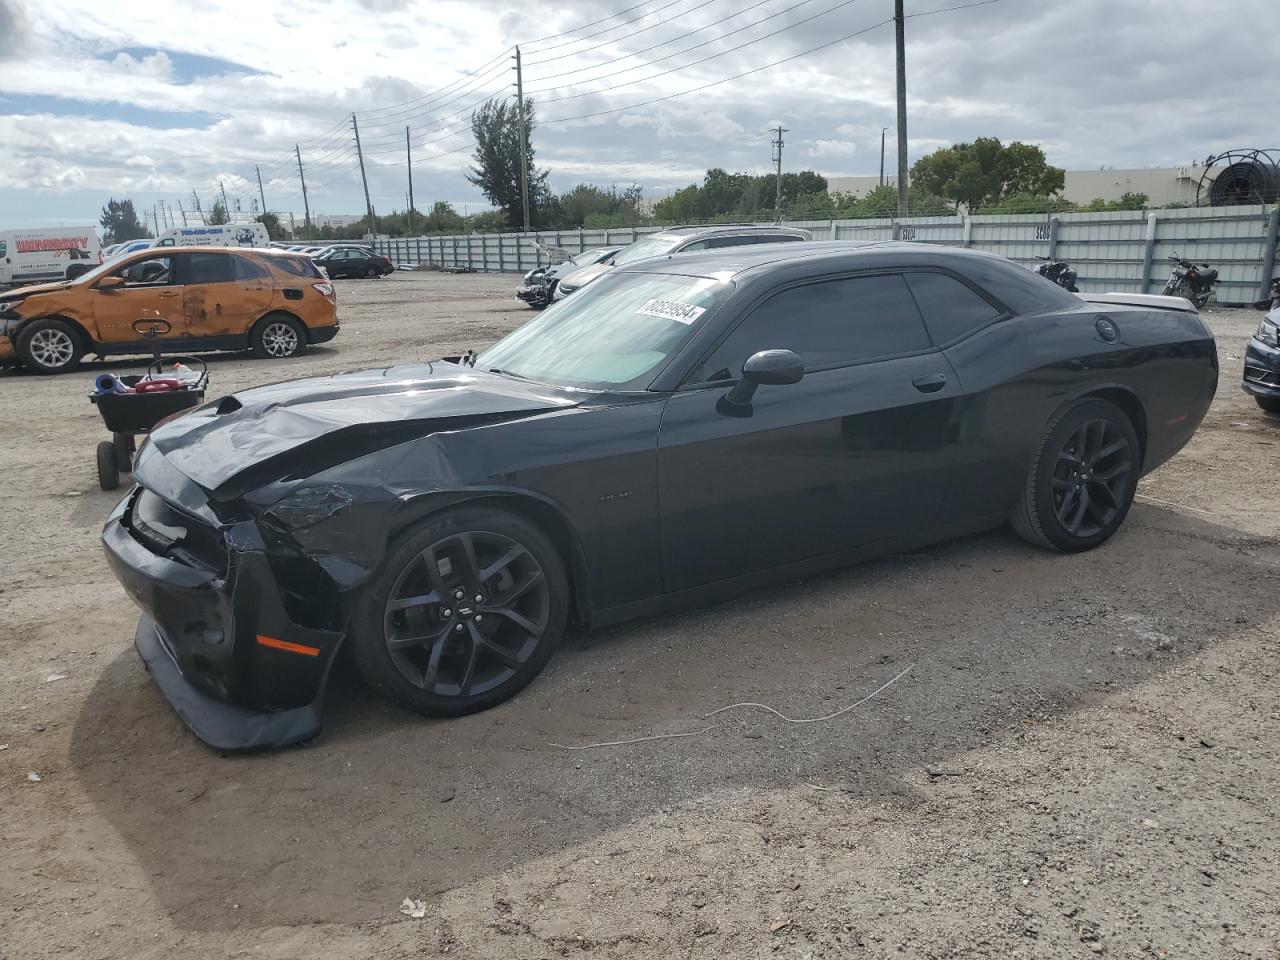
[
  {"x1": 912, "y1": 373, "x2": 947, "y2": 393},
  {"x1": 157, "y1": 291, "x2": 177, "y2": 298}
]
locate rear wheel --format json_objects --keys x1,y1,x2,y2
[
  {"x1": 250, "y1": 313, "x2": 306, "y2": 359},
  {"x1": 365, "y1": 266, "x2": 378, "y2": 278},
  {"x1": 1256, "y1": 396, "x2": 1280, "y2": 414},
  {"x1": 350, "y1": 505, "x2": 568, "y2": 718},
  {"x1": 1012, "y1": 398, "x2": 1139, "y2": 553},
  {"x1": 16, "y1": 318, "x2": 83, "y2": 374}
]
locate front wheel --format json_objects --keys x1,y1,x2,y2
[
  {"x1": 250, "y1": 313, "x2": 306, "y2": 359},
  {"x1": 16, "y1": 318, "x2": 83, "y2": 374},
  {"x1": 1012, "y1": 398, "x2": 1140, "y2": 553},
  {"x1": 350, "y1": 505, "x2": 569, "y2": 718},
  {"x1": 1256, "y1": 396, "x2": 1280, "y2": 415}
]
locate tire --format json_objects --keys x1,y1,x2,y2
[
  {"x1": 365, "y1": 266, "x2": 378, "y2": 278},
  {"x1": 350, "y1": 504, "x2": 569, "y2": 718},
  {"x1": 1011, "y1": 397, "x2": 1140, "y2": 553},
  {"x1": 66, "y1": 264, "x2": 90, "y2": 281},
  {"x1": 1256, "y1": 396, "x2": 1280, "y2": 414},
  {"x1": 97, "y1": 441, "x2": 120, "y2": 491},
  {"x1": 16, "y1": 318, "x2": 83, "y2": 374},
  {"x1": 250, "y1": 313, "x2": 306, "y2": 360}
]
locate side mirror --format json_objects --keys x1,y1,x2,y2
[
  {"x1": 96, "y1": 275, "x2": 126, "y2": 290},
  {"x1": 719, "y1": 349, "x2": 804, "y2": 415}
]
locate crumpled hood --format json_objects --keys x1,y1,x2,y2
[
  {"x1": 2, "y1": 279, "x2": 76, "y2": 301},
  {"x1": 148, "y1": 361, "x2": 582, "y2": 491},
  {"x1": 558, "y1": 261, "x2": 613, "y2": 291}
]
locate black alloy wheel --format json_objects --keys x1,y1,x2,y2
[
  {"x1": 1013, "y1": 398, "x2": 1139, "y2": 552},
  {"x1": 1050, "y1": 418, "x2": 1133, "y2": 538},
  {"x1": 352, "y1": 506, "x2": 567, "y2": 717}
]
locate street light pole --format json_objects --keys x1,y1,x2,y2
[{"x1": 880, "y1": 127, "x2": 888, "y2": 187}]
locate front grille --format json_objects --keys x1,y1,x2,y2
[{"x1": 130, "y1": 488, "x2": 228, "y2": 574}]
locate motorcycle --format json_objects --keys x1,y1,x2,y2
[
  {"x1": 1034, "y1": 255, "x2": 1079, "y2": 292},
  {"x1": 1161, "y1": 253, "x2": 1218, "y2": 308}
]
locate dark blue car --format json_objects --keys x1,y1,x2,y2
[{"x1": 1242, "y1": 306, "x2": 1280, "y2": 414}]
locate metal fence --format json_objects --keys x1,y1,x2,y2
[{"x1": 371, "y1": 204, "x2": 1280, "y2": 303}]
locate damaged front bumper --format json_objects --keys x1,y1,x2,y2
[{"x1": 102, "y1": 487, "x2": 343, "y2": 751}]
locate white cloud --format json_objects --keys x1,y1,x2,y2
[{"x1": 0, "y1": 0, "x2": 1275, "y2": 225}]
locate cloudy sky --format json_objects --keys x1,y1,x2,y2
[{"x1": 0, "y1": 0, "x2": 1272, "y2": 229}]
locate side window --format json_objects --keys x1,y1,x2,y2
[
  {"x1": 706, "y1": 236, "x2": 751, "y2": 249},
  {"x1": 119, "y1": 256, "x2": 173, "y2": 286},
  {"x1": 678, "y1": 240, "x2": 710, "y2": 252},
  {"x1": 691, "y1": 274, "x2": 931, "y2": 382},
  {"x1": 904, "y1": 272, "x2": 1002, "y2": 345},
  {"x1": 233, "y1": 255, "x2": 270, "y2": 281},
  {"x1": 0, "y1": 241, "x2": 7, "y2": 257},
  {"x1": 766, "y1": 234, "x2": 804, "y2": 243},
  {"x1": 156, "y1": 238, "x2": 174, "y2": 247},
  {"x1": 184, "y1": 252, "x2": 235, "y2": 284}
]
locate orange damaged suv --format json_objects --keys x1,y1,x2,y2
[{"x1": 0, "y1": 246, "x2": 339, "y2": 374}]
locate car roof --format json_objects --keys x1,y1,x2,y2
[
  {"x1": 645, "y1": 224, "x2": 811, "y2": 242},
  {"x1": 115, "y1": 244, "x2": 308, "y2": 263},
  {"x1": 612, "y1": 239, "x2": 1029, "y2": 280}
]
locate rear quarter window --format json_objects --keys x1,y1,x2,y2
[
  {"x1": 905, "y1": 272, "x2": 1002, "y2": 345},
  {"x1": 272, "y1": 256, "x2": 323, "y2": 279}
]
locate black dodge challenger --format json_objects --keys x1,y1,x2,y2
[{"x1": 103, "y1": 242, "x2": 1217, "y2": 750}]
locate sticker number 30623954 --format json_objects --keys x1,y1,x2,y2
[{"x1": 636, "y1": 298, "x2": 706, "y2": 324}]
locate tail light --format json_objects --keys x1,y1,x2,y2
[{"x1": 312, "y1": 282, "x2": 334, "y2": 297}]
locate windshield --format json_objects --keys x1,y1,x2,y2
[
  {"x1": 609, "y1": 235, "x2": 682, "y2": 267},
  {"x1": 475, "y1": 272, "x2": 729, "y2": 389},
  {"x1": 571, "y1": 248, "x2": 607, "y2": 266}
]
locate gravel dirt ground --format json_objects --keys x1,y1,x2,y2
[{"x1": 1, "y1": 273, "x2": 1277, "y2": 960}]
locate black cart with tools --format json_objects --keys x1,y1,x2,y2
[{"x1": 89, "y1": 319, "x2": 208, "y2": 490}]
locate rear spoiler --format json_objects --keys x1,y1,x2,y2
[{"x1": 1075, "y1": 292, "x2": 1198, "y2": 314}]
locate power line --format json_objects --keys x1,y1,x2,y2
[
  {"x1": 527, "y1": 0, "x2": 783, "y2": 86},
  {"x1": 533, "y1": 0, "x2": 863, "y2": 103},
  {"x1": 523, "y1": 0, "x2": 725, "y2": 69},
  {"x1": 522, "y1": 0, "x2": 694, "y2": 59}
]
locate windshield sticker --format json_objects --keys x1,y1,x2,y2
[{"x1": 636, "y1": 298, "x2": 706, "y2": 325}]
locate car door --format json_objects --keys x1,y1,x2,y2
[
  {"x1": 178, "y1": 251, "x2": 262, "y2": 338},
  {"x1": 656, "y1": 272, "x2": 962, "y2": 592},
  {"x1": 324, "y1": 250, "x2": 353, "y2": 278},
  {"x1": 91, "y1": 253, "x2": 187, "y2": 345}
]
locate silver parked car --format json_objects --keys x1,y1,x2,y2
[{"x1": 553, "y1": 224, "x2": 811, "y2": 300}]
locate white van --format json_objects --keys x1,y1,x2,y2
[
  {"x1": 0, "y1": 227, "x2": 103, "y2": 285},
  {"x1": 153, "y1": 222, "x2": 270, "y2": 248}
]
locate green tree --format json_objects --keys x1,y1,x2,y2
[
  {"x1": 467, "y1": 97, "x2": 551, "y2": 229},
  {"x1": 1078, "y1": 191, "x2": 1149, "y2": 212},
  {"x1": 255, "y1": 212, "x2": 287, "y2": 240},
  {"x1": 99, "y1": 198, "x2": 148, "y2": 243},
  {"x1": 207, "y1": 200, "x2": 230, "y2": 225},
  {"x1": 556, "y1": 183, "x2": 644, "y2": 227},
  {"x1": 911, "y1": 137, "x2": 1065, "y2": 211},
  {"x1": 425, "y1": 201, "x2": 466, "y2": 233}
]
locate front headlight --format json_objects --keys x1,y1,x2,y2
[{"x1": 1257, "y1": 318, "x2": 1279, "y2": 347}]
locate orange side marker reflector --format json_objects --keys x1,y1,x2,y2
[
  {"x1": 1165, "y1": 413, "x2": 1189, "y2": 426},
  {"x1": 256, "y1": 634, "x2": 320, "y2": 657}
]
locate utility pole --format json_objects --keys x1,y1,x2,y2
[
  {"x1": 513, "y1": 46, "x2": 531, "y2": 232},
  {"x1": 352, "y1": 113, "x2": 376, "y2": 236},
  {"x1": 295, "y1": 144, "x2": 312, "y2": 238},
  {"x1": 191, "y1": 190, "x2": 203, "y2": 222},
  {"x1": 771, "y1": 125, "x2": 788, "y2": 214},
  {"x1": 178, "y1": 199, "x2": 188, "y2": 226},
  {"x1": 152, "y1": 204, "x2": 159, "y2": 236},
  {"x1": 255, "y1": 164, "x2": 268, "y2": 218},
  {"x1": 880, "y1": 127, "x2": 888, "y2": 187},
  {"x1": 219, "y1": 179, "x2": 230, "y2": 217},
  {"x1": 165, "y1": 202, "x2": 175, "y2": 228},
  {"x1": 406, "y1": 126, "x2": 415, "y2": 234},
  {"x1": 894, "y1": 0, "x2": 909, "y2": 227}
]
